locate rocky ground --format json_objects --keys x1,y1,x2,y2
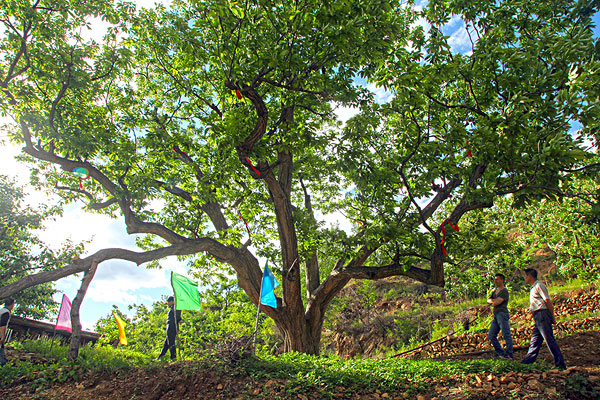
[
  {"x1": 2, "y1": 330, "x2": 598, "y2": 399},
  {"x1": 407, "y1": 287, "x2": 600, "y2": 360}
]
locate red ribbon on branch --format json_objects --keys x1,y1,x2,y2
[
  {"x1": 237, "y1": 210, "x2": 251, "y2": 235},
  {"x1": 235, "y1": 89, "x2": 243, "y2": 99},
  {"x1": 246, "y1": 157, "x2": 261, "y2": 176},
  {"x1": 172, "y1": 145, "x2": 189, "y2": 158},
  {"x1": 440, "y1": 219, "x2": 459, "y2": 257}
]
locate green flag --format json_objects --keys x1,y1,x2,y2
[{"x1": 170, "y1": 272, "x2": 202, "y2": 311}]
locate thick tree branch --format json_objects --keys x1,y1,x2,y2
[
  {"x1": 19, "y1": 118, "x2": 186, "y2": 244},
  {"x1": 299, "y1": 174, "x2": 320, "y2": 298},
  {"x1": 48, "y1": 72, "x2": 71, "y2": 132},
  {"x1": 229, "y1": 85, "x2": 268, "y2": 154},
  {"x1": 1, "y1": 21, "x2": 32, "y2": 88},
  {"x1": 344, "y1": 263, "x2": 432, "y2": 282},
  {"x1": 0, "y1": 239, "x2": 236, "y2": 300},
  {"x1": 88, "y1": 197, "x2": 118, "y2": 210}
]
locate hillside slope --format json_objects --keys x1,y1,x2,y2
[{"x1": 1, "y1": 287, "x2": 599, "y2": 399}]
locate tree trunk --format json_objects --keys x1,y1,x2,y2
[
  {"x1": 68, "y1": 261, "x2": 98, "y2": 360},
  {"x1": 276, "y1": 313, "x2": 322, "y2": 355}
]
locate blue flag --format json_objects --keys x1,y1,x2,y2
[{"x1": 260, "y1": 263, "x2": 279, "y2": 308}]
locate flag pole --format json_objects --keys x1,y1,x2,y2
[
  {"x1": 252, "y1": 268, "x2": 265, "y2": 354},
  {"x1": 171, "y1": 272, "x2": 182, "y2": 361},
  {"x1": 50, "y1": 293, "x2": 66, "y2": 352},
  {"x1": 49, "y1": 326, "x2": 57, "y2": 352},
  {"x1": 174, "y1": 307, "x2": 182, "y2": 360}
]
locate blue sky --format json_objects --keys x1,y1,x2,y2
[{"x1": 1, "y1": 1, "x2": 599, "y2": 331}]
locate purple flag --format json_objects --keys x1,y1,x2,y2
[{"x1": 55, "y1": 294, "x2": 72, "y2": 333}]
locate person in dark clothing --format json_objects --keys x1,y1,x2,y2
[
  {"x1": 487, "y1": 273, "x2": 513, "y2": 358},
  {"x1": 521, "y1": 268, "x2": 566, "y2": 370},
  {"x1": 1, "y1": 298, "x2": 16, "y2": 367},
  {"x1": 155, "y1": 296, "x2": 182, "y2": 361}
]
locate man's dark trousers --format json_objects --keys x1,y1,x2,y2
[
  {"x1": 158, "y1": 326, "x2": 176, "y2": 360},
  {"x1": 0, "y1": 343, "x2": 6, "y2": 366},
  {"x1": 521, "y1": 309, "x2": 565, "y2": 369}
]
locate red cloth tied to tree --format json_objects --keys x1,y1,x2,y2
[
  {"x1": 246, "y1": 157, "x2": 261, "y2": 176},
  {"x1": 237, "y1": 210, "x2": 251, "y2": 235},
  {"x1": 441, "y1": 219, "x2": 459, "y2": 257}
]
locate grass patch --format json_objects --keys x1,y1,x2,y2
[
  {"x1": 0, "y1": 361, "x2": 47, "y2": 387},
  {"x1": 18, "y1": 337, "x2": 151, "y2": 371},
  {"x1": 1, "y1": 337, "x2": 153, "y2": 389},
  {"x1": 4, "y1": 338, "x2": 548, "y2": 397},
  {"x1": 244, "y1": 351, "x2": 547, "y2": 396},
  {"x1": 557, "y1": 311, "x2": 600, "y2": 323},
  {"x1": 427, "y1": 298, "x2": 487, "y2": 315}
]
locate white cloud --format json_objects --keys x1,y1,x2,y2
[
  {"x1": 86, "y1": 260, "x2": 170, "y2": 304},
  {"x1": 333, "y1": 105, "x2": 359, "y2": 123},
  {"x1": 366, "y1": 83, "x2": 394, "y2": 104},
  {"x1": 136, "y1": 0, "x2": 171, "y2": 9},
  {"x1": 447, "y1": 20, "x2": 473, "y2": 54},
  {"x1": 412, "y1": 15, "x2": 431, "y2": 35},
  {"x1": 318, "y1": 210, "x2": 353, "y2": 234}
]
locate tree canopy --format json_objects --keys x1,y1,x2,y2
[{"x1": 0, "y1": 0, "x2": 599, "y2": 353}]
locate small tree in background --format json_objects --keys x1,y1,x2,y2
[{"x1": 0, "y1": 174, "x2": 82, "y2": 319}]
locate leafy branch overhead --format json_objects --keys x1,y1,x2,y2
[{"x1": 0, "y1": 0, "x2": 598, "y2": 354}]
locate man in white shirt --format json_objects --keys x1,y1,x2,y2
[
  {"x1": 0, "y1": 298, "x2": 15, "y2": 367},
  {"x1": 520, "y1": 268, "x2": 566, "y2": 369}
]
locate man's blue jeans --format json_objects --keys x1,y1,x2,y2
[
  {"x1": 488, "y1": 311, "x2": 513, "y2": 357},
  {"x1": 0, "y1": 343, "x2": 6, "y2": 366},
  {"x1": 521, "y1": 309, "x2": 566, "y2": 369}
]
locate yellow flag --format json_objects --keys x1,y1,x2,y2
[{"x1": 112, "y1": 312, "x2": 127, "y2": 345}]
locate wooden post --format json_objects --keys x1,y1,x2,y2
[{"x1": 49, "y1": 327, "x2": 56, "y2": 352}]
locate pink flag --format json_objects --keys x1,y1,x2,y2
[{"x1": 55, "y1": 294, "x2": 72, "y2": 333}]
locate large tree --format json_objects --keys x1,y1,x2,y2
[{"x1": 0, "y1": 0, "x2": 599, "y2": 354}]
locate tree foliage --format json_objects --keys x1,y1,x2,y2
[
  {"x1": 0, "y1": 174, "x2": 81, "y2": 318},
  {"x1": 96, "y1": 276, "x2": 278, "y2": 357},
  {"x1": 0, "y1": 0, "x2": 599, "y2": 353}
]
